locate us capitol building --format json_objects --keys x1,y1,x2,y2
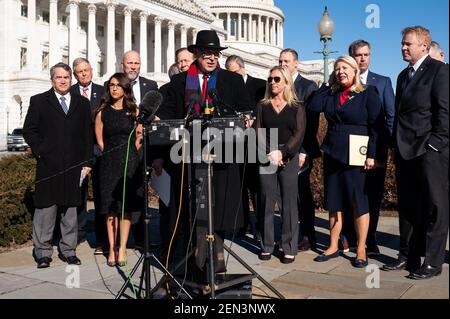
[{"x1": 0, "y1": 0, "x2": 329, "y2": 149}]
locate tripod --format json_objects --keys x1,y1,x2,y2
[
  {"x1": 154, "y1": 114, "x2": 285, "y2": 299},
  {"x1": 115, "y1": 124, "x2": 192, "y2": 299}
]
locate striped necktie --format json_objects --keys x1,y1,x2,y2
[
  {"x1": 60, "y1": 96, "x2": 68, "y2": 114},
  {"x1": 82, "y1": 86, "x2": 89, "y2": 99}
]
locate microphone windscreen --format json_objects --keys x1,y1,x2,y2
[
  {"x1": 190, "y1": 92, "x2": 201, "y2": 104},
  {"x1": 208, "y1": 88, "x2": 219, "y2": 100},
  {"x1": 140, "y1": 90, "x2": 163, "y2": 115}
]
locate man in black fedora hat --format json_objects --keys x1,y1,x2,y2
[{"x1": 152, "y1": 29, "x2": 252, "y2": 276}]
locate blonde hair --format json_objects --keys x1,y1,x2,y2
[
  {"x1": 261, "y1": 65, "x2": 299, "y2": 106},
  {"x1": 401, "y1": 26, "x2": 432, "y2": 50},
  {"x1": 331, "y1": 55, "x2": 365, "y2": 94}
]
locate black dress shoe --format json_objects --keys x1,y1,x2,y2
[
  {"x1": 37, "y1": 257, "x2": 52, "y2": 269},
  {"x1": 258, "y1": 252, "x2": 272, "y2": 261},
  {"x1": 281, "y1": 255, "x2": 295, "y2": 264},
  {"x1": 297, "y1": 238, "x2": 316, "y2": 252},
  {"x1": 59, "y1": 254, "x2": 81, "y2": 265},
  {"x1": 382, "y1": 259, "x2": 407, "y2": 271},
  {"x1": 353, "y1": 258, "x2": 369, "y2": 268},
  {"x1": 313, "y1": 250, "x2": 340, "y2": 262},
  {"x1": 367, "y1": 245, "x2": 380, "y2": 257},
  {"x1": 408, "y1": 264, "x2": 442, "y2": 280}
]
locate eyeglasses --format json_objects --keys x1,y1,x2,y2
[
  {"x1": 109, "y1": 83, "x2": 123, "y2": 89},
  {"x1": 201, "y1": 51, "x2": 221, "y2": 59},
  {"x1": 267, "y1": 76, "x2": 282, "y2": 84}
]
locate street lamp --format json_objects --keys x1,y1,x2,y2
[{"x1": 315, "y1": 6, "x2": 337, "y2": 83}]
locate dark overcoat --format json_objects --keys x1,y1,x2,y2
[{"x1": 23, "y1": 88, "x2": 93, "y2": 208}]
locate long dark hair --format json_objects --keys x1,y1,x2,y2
[{"x1": 95, "y1": 72, "x2": 138, "y2": 119}]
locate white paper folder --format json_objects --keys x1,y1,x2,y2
[{"x1": 349, "y1": 134, "x2": 369, "y2": 166}]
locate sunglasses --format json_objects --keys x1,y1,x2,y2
[{"x1": 267, "y1": 76, "x2": 282, "y2": 83}]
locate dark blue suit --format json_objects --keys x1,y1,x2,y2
[
  {"x1": 308, "y1": 84, "x2": 384, "y2": 215},
  {"x1": 344, "y1": 72, "x2": 395, "y2": 249}
]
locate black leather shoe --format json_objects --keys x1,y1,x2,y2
[
  {"x1": 281, "y1": 255, "x2": 295, "y2": 264},
  {"x1": 353, "y1": 258, "x2": 369, "y2": 268},
  {"x1": 382, "y1": 259, "x2": 407, "y2": 271},
  {"x1": 37, "y1": 257, "x2": 52, "y2": 269},
  {"x1": 59, "y1": 254, "x2": 81, "y2": 265},
  {"x1": 408, "y1": 264, "x2": 442, "y2": 280},
  {"x1": 313, "y1": 250, "x2": 340, "y2": 262},
  {"x1": 367, "y1": 245, "x2": 380, "y2": 257},
  {"x1": 298, "y1": 238, "x2": 316, "y2": 252},
  {"x1": 259, "y1": 252, "x2": 272, "y2": 261}
]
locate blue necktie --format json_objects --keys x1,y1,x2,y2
[
  {"x1": 403, "y1": 66, "x2": 415, "y2": 90},
  {"x1": 60, "y1": 96, "x2": 68, "y2": 114}
]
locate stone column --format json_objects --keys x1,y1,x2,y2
[
  {"x1": 106, "y1": 0, "x2": 117, "y2": 75},
  {"x1": 154, "y1": 16, "x2": 162, "y2": 74},
  {"x1": 265, "y1": 16, "x2": 270, "y2": 44},
  {"x1": 280, "y1": 22, "x2": 284, "y2": 48},
  {"x1": 243, "y1": 18, "x2": 247, "y2": 41},
  {"x1": 180, "y1": 25, "x2": 188, "y2": 48},
  {"x1": 276, "y1": 20, "x2": 280, "y2": 47},
  {"x1": 87, "y1": 3, "x2": 97, "y2": 76},
  {"x1": 237, "y1": 13, "x2": 242, "y2": 41},
  {"x1": 139, "y1": 12, "x2": 148, "y2": 74},
  {"x1": 49, "y1": 0, "x2": 59, "y2": 67},
  {"x1": 248, "y1": 14, "x2": 252, "y2": 42},
  {"x1": 68, "y1": 0, "x2": 80, "y2": 67},
  {"x1": 270, "y1": 18, "x2": 275, "y2": 45},
  {"x1": 226, "y1": 12, "x2": 231, "y2": 40},
  {"x1": 258, "y1": 15, "x2": 262, "y2": 43},
  {"x1": 191, "y1": 29, "x2": 197, "y2": 44},
  {"x1": 123, "y1": 6, "x2": 133, "y2": 53},
  {"x1": 166, "y1": 21, "x2": 175, "y2": 69}
]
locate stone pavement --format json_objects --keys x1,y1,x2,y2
[{"x1": 0, "y1": 205, "x2": 448, "y2": 299}]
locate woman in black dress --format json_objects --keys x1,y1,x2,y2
[
  {"x1": 308, "y1": 56, "x2": 384, "y2": 267},
  {"x1": 256, "y1": 65, "x2": 306, "y2": 264},
  {"x1": 95, "y1": 73, "x2": 143, "y2": 267}
]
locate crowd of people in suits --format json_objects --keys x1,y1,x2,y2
[{"x1": 23, "y1": 25, "x2": 447, "y2": 281}]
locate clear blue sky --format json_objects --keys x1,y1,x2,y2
[{"x1": 276, "y1": 0, "x2": 449, "y2": 87}]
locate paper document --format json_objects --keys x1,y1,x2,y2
[
  {"x1": 151, "y1": 169, "x2": 171, "y2": 207},
  {"x1": 349, "y1": 134, "x2": 369, "y2": 166},
  {"x1": 79, "y1": 169, "x2": 87, "y2": 187}
]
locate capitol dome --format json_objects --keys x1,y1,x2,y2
[{"x1": 198, "y1": 0, "x2": 284, "y2": 58}]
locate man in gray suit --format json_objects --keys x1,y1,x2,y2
[{"x1": 279, "y1": 48, "x2": 319, "y2": 252}]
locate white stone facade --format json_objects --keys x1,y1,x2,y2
[{"x1": 0, "y1": 0, "x2": 328, "y2": 149}]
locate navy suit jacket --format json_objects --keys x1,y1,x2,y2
[
  {"x1": 366, "y1": 71, "x2": 395, "y2": 136},
  {"x1": 103, "y1": 75, "x2": 158, "y2": 105},
  {"x1": 394, "y1": 56, "x2": 449, "y2": 160},
  {"x1": 308, "y1": 84, "x2": 384, "y2": 164},
  {"x1": 70, "y1": 82, "x2": 105, "y2": 112},
  {"x1": 294, "y1": 74, "x2": 321, "y2": 159}
]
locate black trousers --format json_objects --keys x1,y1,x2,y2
[
  {"x1": 92, "y1": 158, "x2": 107, "y2": 248},
  {"x1": 297, "y1": 158, "x2": 316, "y2": 243},
  {"x1": 396, "y1": 147, "x2": 449, "y2": 267}
]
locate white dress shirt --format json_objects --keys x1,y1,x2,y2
[
  {"x1": 54, "y1": 91, "x2": 71, "y2": 111},
  {"x1": 132, "y1": 77, "x2": 142, "y2": 105}
]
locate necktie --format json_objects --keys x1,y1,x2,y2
[
  {"x1": 201, "y1": 74, "x2": 209, "y2": 102},
  {"x1": 82, "y1": 86, "x2": 89, "y2": 98},
  {"x1": 404, "y1": 66, "x2": 415, "y2": 89},
  {"x1": 60, "y1": 96, "x2": 68, "y2": 114}
]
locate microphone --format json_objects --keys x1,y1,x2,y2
[
  {"x1": 138, "y1": 90, "x2": 163, "y2": 124},
  {"x1": 185, "y1": 92, "x2": 201, "y2": 119},
  {"x1": 208, "y1": 88, "x2": 238, "y2": 116}
]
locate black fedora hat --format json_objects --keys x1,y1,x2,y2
[{"x1": 188, "y1": 30, "x2": 228, "y2": 53}]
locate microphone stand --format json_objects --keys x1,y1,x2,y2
[{"x1": 115, "y1": 116, "x2": 192, "y2": 299}]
